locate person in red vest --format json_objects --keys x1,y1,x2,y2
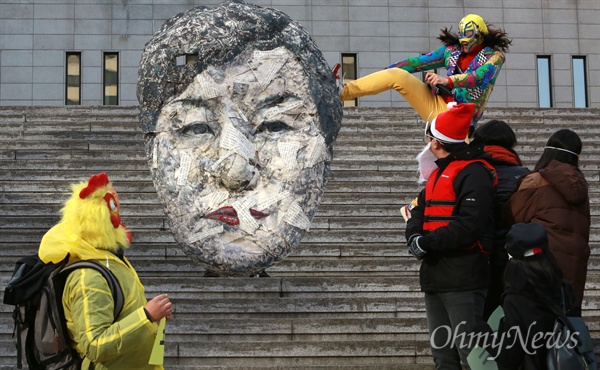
[{"x1": 405, "y1": 103, "x2": 497, "y2": 370}]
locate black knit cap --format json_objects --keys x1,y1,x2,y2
[{"x1": 505, "y1": 222, "x2": 548, "y2": 260}]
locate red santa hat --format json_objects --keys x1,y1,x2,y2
[{"x1": 430, "y1": 103, "x2": 476, "y2": 143}]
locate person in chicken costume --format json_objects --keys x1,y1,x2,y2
[{"x1": 38, "y1": 173, "x2": 172, "y2": 370}]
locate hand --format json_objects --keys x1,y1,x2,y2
[
  {"x1": 145, "y1": 293, "x2": 173, "y2": 322},
  {"x1": 425, "y1": 72, "x2": 447, "y2": 87},
  {"x1": 407, "y1": 235, "x2": 427, "y2": 260}
]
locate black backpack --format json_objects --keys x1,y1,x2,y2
[
  {"x1": 3, "y1": 254, "x2": 124, "y2": 369},
  {"x1": 544, "y1": 283, "x2": 597, "y2": 370}
]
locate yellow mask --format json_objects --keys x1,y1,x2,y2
[{"x1": 458, "y1": 14, "x2": 487, "y2": 52}]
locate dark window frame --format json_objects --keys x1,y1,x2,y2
[
  {"x1": 341, "y1": 53, "x2": 357, "y2": 107},
  {"x1": 65, "y1": 52, "x2": 81, "y2": 105},
  {"x1": 572, "y1": 56, "x2": 588, "y2": 108},
  {"x1": 537, "y1": 55, "x2": 553, "y2": 108},
  {"x1": 103, "y1": 52, "x2": 119, "y2": 106}
]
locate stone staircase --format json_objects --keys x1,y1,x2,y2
[{"x1": 0, "y1": 105, "x2": 598, "y2": 369}]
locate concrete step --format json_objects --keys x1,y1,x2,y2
[
  {"x1": 0, "y1": 339, "x2": 434, "y2": 368},
  {"x1": 1, "y1": 105, "x2": 600, "y2": 367}
]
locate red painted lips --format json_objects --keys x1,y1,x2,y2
[{"x1": 205, "y1": 206, "x2": 268, "y2": 226}]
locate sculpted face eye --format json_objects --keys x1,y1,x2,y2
[
  {"x1": 256, "y1": 120, "x2": 292, "y2": 134},
  {"x1": 180, "y1": 122, "x2": 214, "y2": 136}
]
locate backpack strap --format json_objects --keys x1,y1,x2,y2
[
  {"x1": 61, "y1": 260, "x2": 124, "y2": 321},
  {"x1": 531, "y1": 284, "x2": 574, "y2": 328}
]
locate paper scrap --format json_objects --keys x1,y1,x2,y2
[
  {"x1": 264, "y1": 100, "x2": 304, "y2": 120},
  {"x1": 466, "y1": 345, "x2": 498, "y2": 370},
  {"x1": 206, "y1": 189, "x2": 229, "y2": 209},
  {"x1": 256, "y1": 191, "x2": 288, "y2": 211},
  {"x1": 189, "y1": 225, "x2": 224, "y2": 244},
  {"x1": 254, "y1": 47, "x2": 289, "y2": 60},
  {"x1": 284, "y1": 202, "x2": 311, "y2": 230},
  {"x1": 195, "y1": 74, "x2": 220, "y2": 100},
  {"x1": 221, "y1": 122, "x2": 255, "y2": 160},
  {"x1": 305, "y1": 135, "x2": 327, "y2": 168},
  {"x1": 261, "y1": 59, "x2": 286, "y2": 89},
  {"x1": 176, "y1": 154, "x2": 192, "y2": 186},
  {"x1": 487, "y1": 306, "x2": 504, "y2": 332},
  {"x1": 278, "y1": 141, "x2": 301, "y2": 170},
  {"x1": 232, "y1": 198, "x2": 260, "y2": 234},
  {"x1": 210, "y1": 150, "x2": 234, "y2": 171},
  {"x1": 148, "y1": 317, "x2": 166, "y2": 365}
]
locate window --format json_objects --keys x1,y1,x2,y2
[
  {"x1": 572, "y1": 56, "x2": 588, "y2": 108},
  {"x1": 537, "y1": 56, "x2": 552, "y2": 108},
  {"x1": 341, "y1": 53, "x2": 357, "y2": 107},
  {"x1": 103, "y1": 52, "x2": 119, "y2": 105},
  {"x1": 65, "y1": 52, "x2": 81, "y2": 105}
]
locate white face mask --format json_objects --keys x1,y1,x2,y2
[{"x1": 416, "y1": 142, "x2": 438, "y2": 184}]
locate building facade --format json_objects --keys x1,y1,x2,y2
[{"x1": 0, "y1": 0, "x2": 598, "y2": 109}]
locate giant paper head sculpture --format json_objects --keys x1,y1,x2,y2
[{"x1": 137, "y1": 0, "x2": 342, "y2": 276}]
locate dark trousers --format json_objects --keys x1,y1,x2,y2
[{"x1": 425, "y1": 289, "x2": 487, "y2": 370}]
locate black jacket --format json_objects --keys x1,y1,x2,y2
[
  {"x1": 476, "y1": 284, "x2": 568, "y2": 370},
  {"x1": 406, "y1": 143, "x2": 496, "y2": 292},
  {"x1": 484, "y1": 146, "x2": 530, "y2": 258}
]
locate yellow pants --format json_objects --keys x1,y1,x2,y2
[{"x1": 340, "y1": 68, "x2": 448, "y2": 123}]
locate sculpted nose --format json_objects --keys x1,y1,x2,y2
[{"x1": 219, "y1": 153, "x2": 258, "y2": 191}]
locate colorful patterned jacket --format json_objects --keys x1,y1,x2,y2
[{"x1": 389, "y1": 45, "x2": 505, "y2": 126}]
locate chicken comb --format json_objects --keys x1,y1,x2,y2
[{"x1": 79, "y1": 172, "x2": 110, "y2": 199}]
